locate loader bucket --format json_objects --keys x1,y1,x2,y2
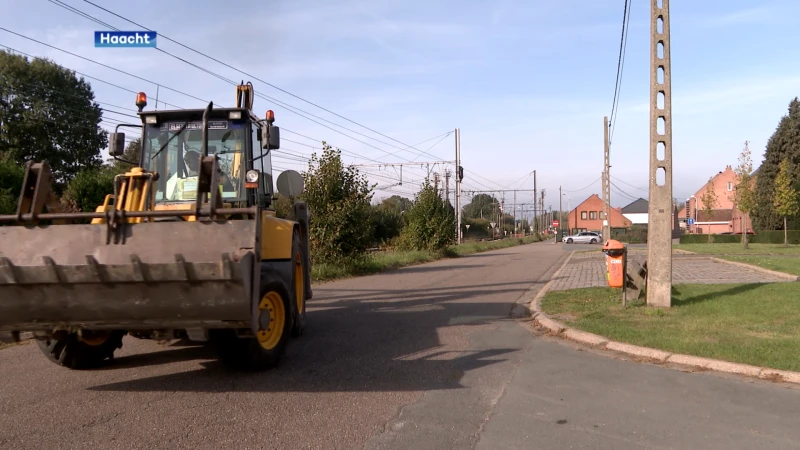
[{"x1": 0, "y1": 219, "x2": 261, "y2": 333}]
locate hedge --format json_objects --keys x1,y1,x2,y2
[{"x1": 679, "y1": 231, "x2": 800, "y2": 245}]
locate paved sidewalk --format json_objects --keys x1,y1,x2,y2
[{"x1": 551, "y1": 251, "x2": 792, "y2": 291}]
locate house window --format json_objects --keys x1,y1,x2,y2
[
  {"x1": 589, "y1": 211, "x2": 597, "y2": 220},
  {"x1": 727, "y1": 182, "x2": 733, "y2": 191},
  {"x1": 599, "y1": 211, "x2": 606, "y2": 219},
  {"x1": 581, "y1": 211, "x2": 587, "y2": 220}
]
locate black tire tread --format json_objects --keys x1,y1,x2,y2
[{"x1": 37, "y1": 330, "x2": 126, "y2": 370}]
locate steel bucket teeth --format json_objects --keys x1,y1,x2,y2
[{"x1": 0, "y1": 220, "x2": 259, "y2": 332}]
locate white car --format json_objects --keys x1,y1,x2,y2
[{"x1": 562, "y1": 231, "x2": 601, "y2": 244}]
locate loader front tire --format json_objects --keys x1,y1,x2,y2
[
  {"x1": 36, "y1": 330, "x2": 126, "y2": 370},
  {"x1": 290, "y1": 230, "x2": 307, "y2": 337},
  {"x1": 211, "y1": 279, "x2": 292, "y2": 371}
]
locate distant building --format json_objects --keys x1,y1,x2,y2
[
  {"x1": 621, "y1": 198, "x2": 649, "y2": 225},
  {"x1": 678, "y1": 165, "x2": 755, "y2": 234},
  {"x1": 566, "y1": 194, "x2": 631, "y2": 233}
]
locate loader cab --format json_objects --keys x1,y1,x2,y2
[{"x1": 136, "y1": 107, "x2": 275, "y2": 208}]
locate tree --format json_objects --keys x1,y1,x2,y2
[
  {"x1": 377, "y1": 195, "x2": 412, "y2": 215},
  {"x1": 301, "y1": 142, "x2": 375, "y2": 264},
  {"x1": 733, "y1": 141, "x2": 757, "y2": 248},
  {"x1": 752, "y1": 98, "x2": 800, "y2": 231},
  {"x1": 0, "y1": 151, "x2": 24, "y2": 215},
  {"x1": 462, "y1": 193, "x2": 497, "y2": 219},
  {"x1": 399, "y1": 178, "x2": 456, "y2": 252},
  {"x1": 700, "y1": 177, "x2": 718, "y2": 243},
  {"x1": 0, "y1": 50, "x2": 107, "y2": 186},
  {"x1": 773, "y1": 157, "x2": 799, "y2": 246}
]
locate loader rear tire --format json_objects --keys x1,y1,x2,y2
[
  {"x1": 36, "y1": 330, "x2": 126, "y2": 370},
  {"x1": 290, "y1": 230, "x2": 307, "y2": 337},
  {"x1": 211, "y1": 279, "x2": 292, "y2": 371}
]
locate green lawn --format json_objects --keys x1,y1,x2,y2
[
  {"x1": 541, "y1": 283, "x2": 800, "y2": 371},
  {"x1": 718, "y1": 255, "x2": 800, "y2": 276},
  {"x1": 674, "y1": 243, "x2": 800, "y2": 255},
  {"x1": 312, "y1": 235, "x2": 544, "y2": 282}
]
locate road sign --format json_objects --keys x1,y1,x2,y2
[
  {"x1": 552, "y1": 220, "x2": 559, "y2": 227},
  {"x1": 687, "y1": 218, "x2": 694, "y2": 225},
  {"x1": 490, "y1": 222, "x2": 496, "y2": 228}
]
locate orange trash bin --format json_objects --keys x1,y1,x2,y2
[{"x1": 602, "y1": 239, "x2": 626, "y2": 288}]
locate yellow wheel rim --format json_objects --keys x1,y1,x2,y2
[
  {"x1": 257, "y1": 291, "x2": 286, "y2": 350},
  {"x1": 79, "y1": 330, "x2": 109, "y2": 346},
  {"x1": 294, "y1": 251, "x2": 305, "y2": 314}
]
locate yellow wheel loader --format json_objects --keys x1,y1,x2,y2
[{"x1": 0, "y1": 83, "x2": 312, "y2": 371}]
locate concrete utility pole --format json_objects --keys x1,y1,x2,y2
[
  {"x1": 513, "y1": 190, "x2": 517, "y2": 236},
  {"x1": 533, "y1": 170, "x2": 538, "y2": 233},
  {"x1": 647, "y1": 0, "x2": 673, "y2": 307},
  {"x1": 602, "y1": 116, "x2": 611, "y2": 243},
  {"x1": 445, "y1": 170, "x2": 451, "y2": 206},
  {"x1": 541, "y1": 190, "x2": 546, "y2": 232},
  {"x1": 559, "y1": 186, "x2": 563, "y2": 237},
  {"x1": 455, "y1": 128, "x2": 462, "y2": 244}
]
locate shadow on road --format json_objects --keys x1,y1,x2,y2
[{"x1": 86, "y1": 280, "x2": 541, "y2": 394}]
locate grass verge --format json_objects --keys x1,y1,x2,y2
[
  {"x1": 540, "y1": 283, "x2": 800, "y2": 372},
  {"x1": 674, "y1": 243, "x2": 800, "y2": 255},
  {"x1": 312, "y1": 235, "x2": 544, "y2": 282},
  {"x1": 717, "y1": 255, "x2": 800, "y2": 276}
]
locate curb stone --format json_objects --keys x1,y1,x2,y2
[
  {"x1": 708, "y1": 256, "x2": 800, "y2": 281},
  {"x1": 529, "y1": 250, "x2": 800, "y2": 386}
]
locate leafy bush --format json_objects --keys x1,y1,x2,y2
[
  {"x1": 398, "y1": 178, "x2": 455, "y2": 251},
  {"x1": 61, "y1": 165, "x2": 117, "y2": 213},
  {"x1": 369, "y1": 204, "x2": 404, "y2": 247},
  {"x1": 301, "y1": 143, "x2": 374, "y2": 264}
]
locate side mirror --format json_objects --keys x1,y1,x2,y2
[
  {"x1": 263, "y1": 125, "x2": 280, "y2": 150},
  {"x1": 109, "y1": 132, "x2": 126, "y2": 156}
]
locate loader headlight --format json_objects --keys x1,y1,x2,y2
[{"x1": 245, "y1": 169, "x2": 260, "y2": 188}]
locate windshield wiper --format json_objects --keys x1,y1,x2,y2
[{"x1": 150, "y1": 121, "x2": 189, "y2": 161}]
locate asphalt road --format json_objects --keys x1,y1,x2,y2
[{"x1": 1, "y1": 241, "x2": 799, "y2": 450}]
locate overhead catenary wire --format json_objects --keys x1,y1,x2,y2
[
  {"x1": 76, "y1": 0, "x2": 454, "y2": 159},
  {"x1": 608, "y1": 0, "x2": 632, "y2": 145},
  {"x1": 2, "y1": 23, "x2": 523, "y2": 196},
  {"x1": 61, "y1": 0, "x2": 530, "y2": 194}
]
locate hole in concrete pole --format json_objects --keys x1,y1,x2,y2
[
  {"x1": 657, "y1": 117, "x2": 665, "y2": 135},
  {"x1": 657, "y1": 41, "x2": 664, "y2": 59},
  {"x1": 657, "y1": 91, "x2": 665, "y2": 109},
  {"x1": 657, "y1": 142, "x2": 665, "y2": 160},
  {"x1": 657, "y1": 66, "x2": 665, "y2": 85},
  {"x1": 657, "y1": 16, "x2": 663, "y2": 34},
  {"x1": 656, "y1": 167, "x2": 666, "y2": 186}
]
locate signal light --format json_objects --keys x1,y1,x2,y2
[
  {"x1": 136, "y1": 92, "x2": 147, "y2": 112},
  {"x1": 265, "y1": 110, "x2": 275, "y2": 124}
]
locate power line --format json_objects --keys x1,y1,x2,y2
[
  {"x1": 562, "y1": 176, "x2": 602, "y2": 193},
  {"x1": 611, "y1": 175, "x2": 647, "y2": 193},
  {"x1": 609, "y1": 0, "x2": 632, "y2": 145},
  {"x1": 77, "y1": 0, "x2": 451, "y2": 160}
]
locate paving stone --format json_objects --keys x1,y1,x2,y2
[{"x1": 549, "y1": 254, "x2": 792, "y2": 291}]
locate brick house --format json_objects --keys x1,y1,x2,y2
[
  {"x1": 567, "y1": 194, "x2": 632, "y2": 233},
  {"x1": 678, "y1": 165, "x2": 755, "y2": 234}
]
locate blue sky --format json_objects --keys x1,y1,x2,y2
[{"x1": 4, "y1": 0, "x2": 800, "y2": 213}]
